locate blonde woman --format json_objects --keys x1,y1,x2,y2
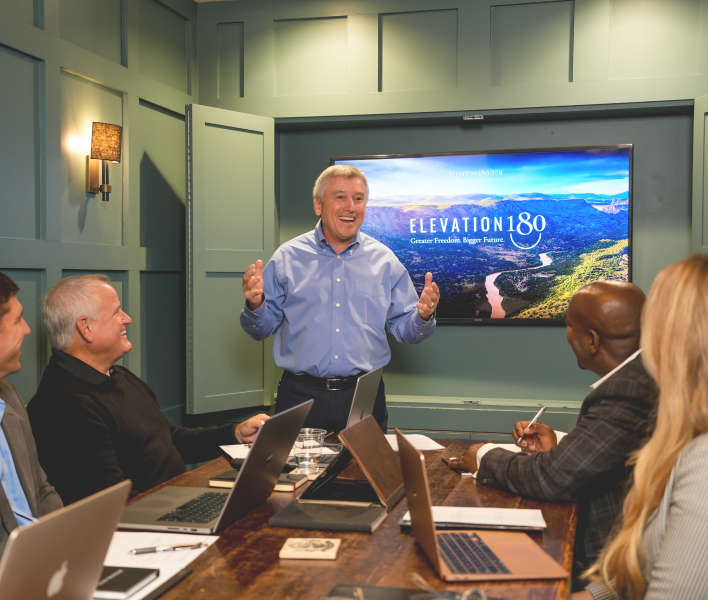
[{"x1": 572, "y1": 254, "x2": 708, "y2": 600}]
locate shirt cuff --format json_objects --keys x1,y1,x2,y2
[
  {"x1": 555, "y1": 430, "x2": 568, "y2": 444},
  {"x1": 471, "y1": 443, "x2": 499, "y2": 476},
  {"x1": 242, "y1": 298, "x2": 266, "y2": 317},
  {"x1": 414, "y1": 310, "x2": 437, "y2": 329}
]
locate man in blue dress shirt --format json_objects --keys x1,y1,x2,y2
[
  {"x1": 240, "y1": 165, "x2": 440, "y2": 432},
  {"x1": 0, "y1": 272, "x2": 62, "y2": 554}
]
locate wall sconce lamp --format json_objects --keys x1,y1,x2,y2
[{"x1": 87, "y1": 122, "x2": 122, "y2": 201}]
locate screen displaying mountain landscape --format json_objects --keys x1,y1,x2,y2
[{"x1": 334, "y1": 146, "x2": 632, "y2": 324}]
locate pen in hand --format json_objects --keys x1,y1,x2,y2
[
  {"x1": 516, "y1": 405, "x2": 547, "y2": 447},
  {"x1": 129, "y1": 542, "x2": 207, "y2": 555}
]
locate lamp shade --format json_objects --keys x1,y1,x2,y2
[{"x1": 90, "y1": 122, "x2": 122, "y2": 162}]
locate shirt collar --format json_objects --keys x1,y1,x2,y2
[
  {"x1": 590, "y1": 349, "x2": 641, "y2": 390},
  {"x1": 51, "y1": 349, "x2": 113, "y2": 386},
  {"x1": 0, "y1": 397, "x2": 5, "y2": 421},
  {"x1": 314, "y1": 220, "x2": 361, "y2": 254}
]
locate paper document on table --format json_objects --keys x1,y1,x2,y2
[
  {"x1": 399, "y1": 506, "x2": 547, "y2": 531},
  {"x1": 460, "y1": 443, "x2": 523, "y2": 479},
  {"x1": 220, "y1": 443, "x2": 338, "y2": 461},
  {"x1": 98, "y1": 531, "x2": 217, "y2": 599},
  {"x1": 385, "y1": 434, "x2": 445, "y2": 452}
]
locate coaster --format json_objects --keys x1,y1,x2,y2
[{"x1": 279, "y1": 537, "x2": 342, "y2": 560}]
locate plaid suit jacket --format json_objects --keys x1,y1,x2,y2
[{"x1": 476, "y1": 355, "x2": 657, "y2": 575}]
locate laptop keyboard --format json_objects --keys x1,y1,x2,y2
[
  {"x1": 157, "y1": 492, "x2": 227, "y2": 523},
  {"x1": 437, "y1": 532, "x2": 510, "y2": 575}
]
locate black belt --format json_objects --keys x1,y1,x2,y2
[{"x1": 284, "y1": 371, "x2": 361, "y2": 391}]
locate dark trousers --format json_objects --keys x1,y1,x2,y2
[{"x1": 274, "y1": 372, "x2": 388, "y2": 433}]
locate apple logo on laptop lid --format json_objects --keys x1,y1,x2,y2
[{"x1": 47, "y1": 560, "x2": 69, "y2": 597}]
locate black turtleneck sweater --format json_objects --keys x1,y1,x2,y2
[{"x1": 28, "y1": 350, "x2": 236, "y2": 504}]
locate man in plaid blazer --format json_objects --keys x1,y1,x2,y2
[{"x1": 448, "y1": 281, "x2": 657, "y2": 584}]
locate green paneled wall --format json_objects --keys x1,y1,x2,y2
[
  {"x1": 0, "y1": 0, "x2": 196, "y2": 425},
  {"x1": 0, "y1": 44, "x2": 41, "y2": 240},
  {"x1": 196, "y1": 0, "x2": 708, "y2": 118},
  {"x1": 2, "y1": 0, "x2": 707, "y2": 435},
  {"x1": 194, "y1": 0, "x2": 705, "y2": 433}
]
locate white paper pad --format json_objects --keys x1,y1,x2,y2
[
  {"x1": 98, "y1": 531, "x2": 218, "y2": 599},
  {"x1": 400, "y1": 506, "x2": 547, "y2": 530},
  {"x1": 220, "y1": 443, "x2": 338, "y2": 461},
  {"x1": 385, "y1": 434, "x2": 445, "y2": 452}
]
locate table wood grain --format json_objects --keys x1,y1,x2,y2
[{"x1": 130, "y1": 440, "x2": 576, "y2": 600}]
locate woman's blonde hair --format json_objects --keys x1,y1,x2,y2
[{"x1": 585, "y1": 254, "x2": 708, "y2": 599}]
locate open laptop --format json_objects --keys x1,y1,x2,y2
[
  {"x1": 344, "y1": 367, "x2": 383, "y2": 430},
  {"x1": 0, "y1": 480, "x2": 131, "y2": 600},
  {"x1": 395, "y1": 429, "x2": 568, "y2": 582},
  {"x1": 119, "y1": 399, "x2": 313, "y2": 534},
  {"x1": 269, "y1": 415, "x2": 404, "y2": 532}
]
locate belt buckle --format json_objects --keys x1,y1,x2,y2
[{"x1": 325, "y1": 378, "x2": 338, "y2": 391}]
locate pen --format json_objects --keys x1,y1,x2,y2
[
  {"x1": 517, "y1": 405, "x2": 547, "y2": 445},
  {"x1": 129, "y1": 542, "x2": 207, "y2": 555}
]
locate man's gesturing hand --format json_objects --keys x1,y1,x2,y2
[
  {"x1": 243, "y1": 259, "x2": 265, "y2": 310},
  {"x1": 417, "y1": 272, "x2": 440, "y2": 320}
]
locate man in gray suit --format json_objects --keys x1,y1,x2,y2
[
  {"x1": 448, "y1": 281, "x2": 657, "y2": 584},
  {"x1": 0, "y1": 272, "x2": 62, "y2": 553}
]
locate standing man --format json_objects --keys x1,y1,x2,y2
[
  {"x1": 241, "y1": 165, "x2": 439, "y2": 432},
  {"x1": 28, "y1": 274, "x2": 268, "y2": 504},
  {"x1": 447, "y1": 281, "x2": 657, "y2": 584},
  {"x1": 0, "y1": 272, "x2": 62, "y2": 553}
]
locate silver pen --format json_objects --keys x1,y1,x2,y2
[
  {"x1": 517, "y1": 405, "x2": 547, "y2": 445},
  {"x1": 129, "y1": 542, "x2": 207, "y2": 555}
]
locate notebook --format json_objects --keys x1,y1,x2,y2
[
  {"x1": 269, "y1": 415, "x2": 404, "y2": 532},
  {"x1": 344, "y1": 367, "x2": 383, "y2": 429},
  {"x1": 119, "y1": 400, "x2": 313, "y2": 534},
  {"x1": 399, "y1": 506, "x2": 547, "y2": 531},
  {"x1": 208, "y1": 468, "x2": 307, "y2": 492},
  {"x1": 395, "y1": 429, "x2": 568, "y2": 582},
  {"x1": 0, "y1": 480, "x2": 131, "y2": 600}
]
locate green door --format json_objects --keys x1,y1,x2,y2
[
  {"x1": 692, "y1": 94, "x2": 708, "y2": 253},
  {"x1": 186, "y1": 104, "x2": 275, "y2": 414}
]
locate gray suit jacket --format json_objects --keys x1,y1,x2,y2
[{"x1": 0, "y1": 379, "x2": 62, "y2": 554}]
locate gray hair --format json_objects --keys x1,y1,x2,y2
[
  {"x1": 312, "y1": 164, "x2": 369, "y2": 201},
  {"x1": 42, "y1": 274, "x2": 110, "y2": 350}
]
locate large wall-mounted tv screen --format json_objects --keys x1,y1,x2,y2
[{"x1": 333, "y1": 145, "x2": 632, "y2": 325}]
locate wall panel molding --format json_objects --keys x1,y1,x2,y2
[
  {"x1": 196, "y1": 0, "x2": 708, "y2": 118},
  {"x1": 379, "y1": 9, "x2": 458, "y2": 92},
  {"x1": 58, "y1": 0, "x2": 124, "y2": 65},
  {"x1": 0, "y1": 0, "x2": 197, "y2": 424},
  {"x1": 0, "y1": 44, "x2": 44, "y2": 241},
  {"x1": 273, "y1": 16, "x2": 348, "y2": 96}
]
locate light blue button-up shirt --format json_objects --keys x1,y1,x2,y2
[
  {"x1": 241, "y1": 222, "x2": 435, "y2": 377},
  {"x1": 0, "y1": 397, "x2": 35, "y2": 526}
]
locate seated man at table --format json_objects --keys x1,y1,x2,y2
[
  {"x1": 28, "y1": 274, "x2": 268, "y2": 504},
  {"x1": 448, "y1": 280, "x2": 657, "y2": 583},
  {"x1": 0, "y1": 272, "x2": 62, "y2": 554}
]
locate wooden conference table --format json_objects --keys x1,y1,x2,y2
[{"x1": 133, "y1": 439, "x2": 577, "y2": 600}]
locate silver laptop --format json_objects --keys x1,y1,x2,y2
[
  {"x1": 344, "y1": 368, "x2": 383, "y2": 430},
  {"x1": 0, "y1": 480, "x2": 131, "y2": 600},
  {"x1": 119, "y1": 399, "x2": 313, "y2": 534}
]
